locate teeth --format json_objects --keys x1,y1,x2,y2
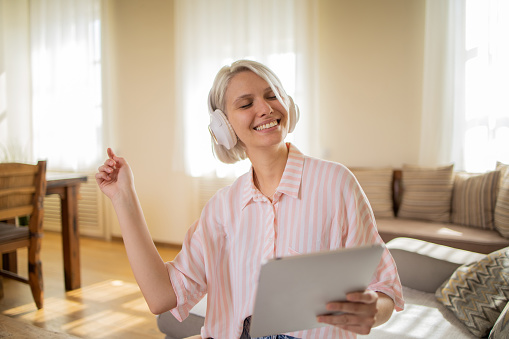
[{"x1": 255, "y1": 120, "x2": 278, "y2": 131}]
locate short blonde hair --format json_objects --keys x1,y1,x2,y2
[{"x1": 208, "y1": 59, "x2": 290, "y2": 164}]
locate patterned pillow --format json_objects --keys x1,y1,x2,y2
[
  {"x1": 436, "y1": 248, "x2": 509, "y2": 337},
  {"x1": 349, "y1": 167, "x2": 394, "y2": 218},
  {"x1": 398, "y1": 164, "x2": 454, "y2": 222},
  {"x1": 451, "y1": 171, "x2": 501, "y2": 229},
  {"x1": 495, "y1": 162, "x2": 509, "y2": 238},
  {"x1": 489, "y1": 301, "x2": 509, "y2": 339}
]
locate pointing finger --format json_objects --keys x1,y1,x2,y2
[{"x1": 107, "y1": 148, "x2": 116, "y2": 159}]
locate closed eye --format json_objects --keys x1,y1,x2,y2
[
  {"x1": 266, "y1": 90, "x2": 277, "y2": 101},
  {"x1": 239, "y1": 102, "x2": 253, "y2": 109}
]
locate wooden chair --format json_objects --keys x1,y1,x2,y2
[{"x1": 0, "y1": 161, "x2": 47, "y2": 309}]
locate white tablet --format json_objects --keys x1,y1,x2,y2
[{"x1": 250, "y1": 244, "x2": 385, "y2": 337}]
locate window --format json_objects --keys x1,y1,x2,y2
[
  {"x1": 0, "y1": 0, "x2": 102, "y2": 172},
  {"x1": 31, "y1": 0, "x2": 103, "y2": 171},
  {"x1": 461, "y1": 0, "x2": 509, "y2": 171},
  {"x1": 420, "y1": 0, "x2": 509, "y2": 172}
]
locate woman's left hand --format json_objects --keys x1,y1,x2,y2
[{"x1": 316, "y1": 290, "x2": 379, "y2": 335}]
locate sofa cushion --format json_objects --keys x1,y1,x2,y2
[
  {"x1": 157, "y1": 297, "x2": 206, "y2": 338},
  {"x1": 489, "y1": 301, "x2": 509, "y2": 339},
  {"x1": 495, "y1": 162, "x2": 509, "y2": 238},
  {"x1": 377, "y1": 217, "x2": 509, "y2": 254},
  {"x1": 349, "y1": 167, "x2": 394, "y2": 218},
  {"x1": 435, "y1": 247, "x2": 509, "y2": 337},
  {"x1": 398, "y1": 164, "x2": 454, "y2": 223},
  {"x1": 359, "y1": 287, "x2": 475, "y2": 339},
  {"x1": 451, "y1": 171, "x2": 500, "y2": 230}
]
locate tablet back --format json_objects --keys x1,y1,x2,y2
[{"x1": 250, "y1": 244, "x2": 385, "y2": 337}]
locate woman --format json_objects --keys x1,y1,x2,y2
[{"x1": 96, "y1": 60, "x2": 404, "y2": 339}]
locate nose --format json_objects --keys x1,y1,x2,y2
[{"x1": 256, "y1": 99, "x2": 273, "y2": 116}]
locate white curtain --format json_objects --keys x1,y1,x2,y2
[
  {"x1": 174, "y1": 0, "x2": 318, "y2": 177},
  {"x1": 0, "y1": 0, "x2": 32, "y2": 162},
  {"x1": 420, "y1": 0, "x2": 509, "y2": 172},
  {"x1": 461, "y1": 0, "x2": 509, "y2": 172},
  {"x1": 30, "y1": 0, "x2": 102, "y2": 172}
]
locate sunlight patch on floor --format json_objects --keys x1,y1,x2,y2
[
  {"x1": 122, "y1": 297, "x2": 151, "y2": 313},
  {"x1": 66, "y1": 279, "x2": 141, "y2": 303},
  {"x1": 60, "y1": 309, "x2": 148, "y2": 338},
  {"x1": 1, "y1": 279, "x2": 154, "y2": 338}
]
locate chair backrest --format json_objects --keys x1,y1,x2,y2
[{"x1": 0, "y1": 161, "x2": 47, "y2": 226}]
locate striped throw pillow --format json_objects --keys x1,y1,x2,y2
[
  {"x1": 451, "y1": 171, "x2": 501, "y2": 229},
  {"x1": 495, "y1": 162, "x2": 509, "y2": 238},
  {"x1": 497, "y1": 162, "x2": 509, "y2": 178},
  {"x1": 350, "y1": 167, "x2": 394, "y2": 218},
  {"x1": 436, "y1": 247, "x2": 509, "y2": 338},
  {"x1": 398, "y1": 164, "x2": 454, "y2": 222}
]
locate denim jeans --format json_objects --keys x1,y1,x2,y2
[
  {"x1": 208, "y1": 316, "x2": 300, "y2": 339},
  {"x1": 240, "y1": 316, "x2": 300, "y2": 339}
]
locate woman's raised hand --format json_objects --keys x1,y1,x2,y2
[{"x1": 95, "y1": 148, "x2": 134, "y2": 201}]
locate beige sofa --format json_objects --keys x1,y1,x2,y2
[{"x1": 351, "y1": 164, "x2": 509, "y2": 254}]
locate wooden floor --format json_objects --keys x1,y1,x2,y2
[{"x1": 0, "y1": 231, "x2": 180, "y2": 338}]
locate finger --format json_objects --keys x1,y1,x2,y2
[
  {"x1": 317, "y1": 313, "x2": 370, "y2": 326},
  {"x1": 346, "y1": 290, "x2": 378, "y2": 304},
  {"x1": 98, "y1": 164, "x2": 114, "y2": 174},
  {"x1": 326, "y1": 301, "x2": 376, "y2": 316},
  {"x1": 107, "y1": 147, "x2": 116, "y2": 159},
  {"x1": 107, "y1": 148, "x2": 125, "y2": 166},
  {"x1": 317, "y1": 313, "x2": 375, "y2": 330},
  {"x1": 95, "y1": 171, "x2": 111, "y2": 182}
]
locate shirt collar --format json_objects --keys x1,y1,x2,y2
[{"x1": 241, "y1": 143, "x2": 305, "y2": 209}]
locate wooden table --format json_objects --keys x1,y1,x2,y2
[{"x1": 46, "y1": 173, "x2": 88, "y2": 291}]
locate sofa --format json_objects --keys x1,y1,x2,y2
[
  {"x1": 157, "y1": 237, "x2": 509, "y2": 338},
  {"x1": 350, "y1": 163, "x2": 509, "y2": 254}
]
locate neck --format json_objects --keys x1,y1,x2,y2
[{"x1": 249, "y1": 143, "x2": 289, "y2": 200}]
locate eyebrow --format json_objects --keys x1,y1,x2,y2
[{"x1": 233, "y1": 87, "x2": 274, "y2": 105}]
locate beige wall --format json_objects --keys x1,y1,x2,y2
[
  {"x1": 104, "y1": 0, "x2": 426, "y2": 244},
  {"x1": 317, "y1": 0, "x2": 425, "y2": 167},
  {"x1": 103, "y1": 0, "x2": 196, "y2": 243}
]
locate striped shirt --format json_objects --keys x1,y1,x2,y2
[{"x1": 167, "y1": 143, "x2": 404, "y2": 339}]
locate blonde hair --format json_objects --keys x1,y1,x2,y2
[{"x1": 208, "y1": 60, "x2": 290, "y2": 164}]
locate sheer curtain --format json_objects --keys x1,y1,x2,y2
[
  {"x1": 461, "y1": 0, "x2": 509, "y2": 171},
  {"x1": 30, "y1": 0, "x2": 102, "y2": 172},
  {"x1": 174, "y1": 0, "x2": 317, "y2": 177},
  {"x1": 420, "y1": 0, "x2": 509, "y2": 172}
]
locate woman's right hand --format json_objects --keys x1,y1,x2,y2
[{"x1": 95, "y1": 148, "x2": 134, "y2": 201}]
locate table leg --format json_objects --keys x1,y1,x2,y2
[{"x1": 60, "y1": 185, "x2": 81, "y2": 291}]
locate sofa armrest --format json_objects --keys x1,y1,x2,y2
[{"x1": 386, "y1": 237, "x2": 486, "y2": 293}]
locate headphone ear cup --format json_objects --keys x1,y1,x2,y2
[
  {"x1": 288, "y1": 96, "x2": 300, "y2": 133},
  {"x1": 208, "y1": 109, "x2": 237, "y2": 150}
]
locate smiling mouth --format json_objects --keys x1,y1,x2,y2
[{"x1": 255, "y1": 120, "x2": 280, "y2": 131}]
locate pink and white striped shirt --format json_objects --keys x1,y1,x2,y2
[{"x1": 167, "y1": 143, "x2": 404, "y2": 339}]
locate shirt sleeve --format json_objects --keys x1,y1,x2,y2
[
  {"x1": 340, "y1": 169, "x2": 405, "y2": 311},
  {"x1": 166, "y1": 218, "x2": 208, "y2": 322}
]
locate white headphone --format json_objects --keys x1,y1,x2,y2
[{"x1": 208, "y1": 96, "x2": 300, "y2": 150}]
